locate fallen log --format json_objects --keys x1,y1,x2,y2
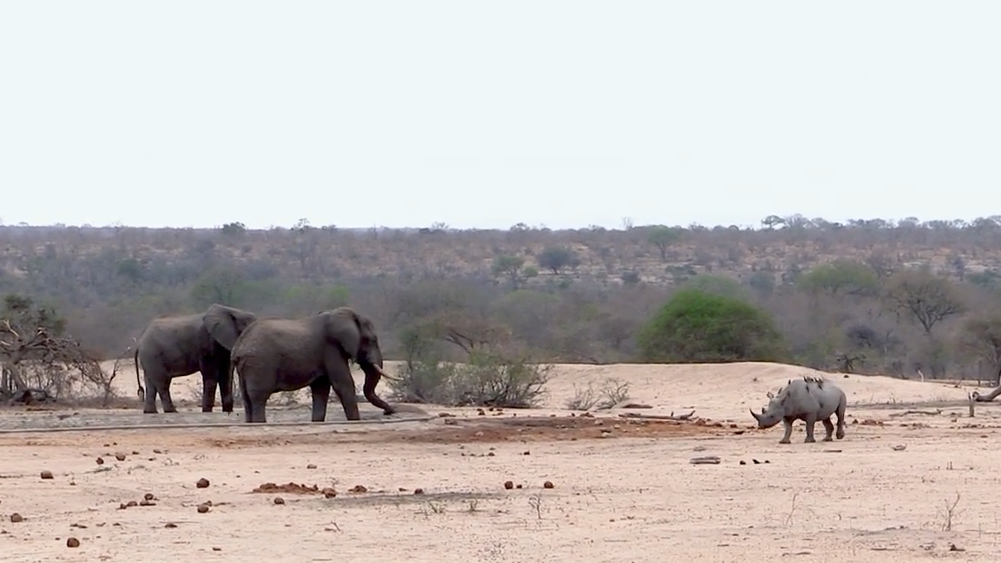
[
  {"x1": 887, "y1": 409, "x2": 942, "y2": 417},
  {"x1": 618, "y1": 410, "x2": 696, "y2": 421}
]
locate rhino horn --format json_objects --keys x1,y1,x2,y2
[{"x1": 750, "y1": 408, "x2": 762, "y2": 422}]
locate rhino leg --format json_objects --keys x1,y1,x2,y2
[
  {"x1": 779, "y1": 418, "x2": 793, "y2": 444},
  {"x1": 803, "y1": 413, "x2": 817, "y2": 443},
  {"x1": 835, "y1": 393, "x2": 847, "y2": 440},
  {"x1": 821, "y1": 418, "x2": 835, "y2": 441}
]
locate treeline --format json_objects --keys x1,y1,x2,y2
[{"x1": 2, "y1": 216, "x2": 1001, "y2": 381}]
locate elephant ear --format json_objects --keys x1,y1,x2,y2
[
  {"x1": 204, "y1": 304, "x2": 255, "y2": 350},
  {"x1": 324, "y1": 308, "x2": 362, "y2": 360}
]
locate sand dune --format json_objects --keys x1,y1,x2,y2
[{"x1": 106, "y1": 359, "x2": 978, "y2": 421}]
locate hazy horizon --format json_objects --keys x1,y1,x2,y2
[{"x1": 2, "y1": 2, "x2": 999, "y2": 231}]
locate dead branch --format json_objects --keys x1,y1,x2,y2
[
  {"x1": 618, "y1": 410, "x2": 696, "y2": 421},
  {"x1": 887, "y1": 409, "x2": 943, "y2": 417}
]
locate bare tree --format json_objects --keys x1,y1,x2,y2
[{"x1": 884, "y1": 270, "x2": 965, "y2": 335}]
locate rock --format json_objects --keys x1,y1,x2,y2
[
  {"x1": 273, "y1": 497, "x2": 285, "y2": 505},
  {"x1": 95, "y1": 457, "x2": 104, "y2": 465},
  {"x1": 66, "y1": 537, "x2": 80, "y2": 548},
  {"x1": 504, "y1": 481, "x2": 514, "y2": 490},
  {"x1": 197, "y1": 504, "x2": 210, "y2": 513},
  {"x1": 165, "y1": 522, "x2": 178, "y2": 528},
  {"x1": 306, "y1": 464, "x2": 317, "y2": 469},
  {"x1": 413, "y1": 488, "x2": 425, "y2": 495},
  {"x1": 40, "y1": 470, "x2": 54, "y2": 480},
  {"x1": 543, "y1": 481, "x2": 554, "y2": 489},
  {"x1": 348, "y1": 485, "x2": 367, "y2": 493},
  {"x1": 115, "y1": 453, "x2": 126, "y2": 461},
  {"x1": 10, "y1": 513, "x2": 23, "y2": 523},
  {"x1": 144, "y1": 493, "x2": 155, "y2": 501},
  {"x1": 196, "y1": 478, "x2": 210, "y2": 488},
  {"x1": 126, "y1": 500, "x2": 138, "y2": 507},
  {"x1": 322, "y1": 488, "x2": 337, "y2": 498}
]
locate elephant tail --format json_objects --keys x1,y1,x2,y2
[{"x1": 134, "y1": 346, "x2": 144, "y2": 402}]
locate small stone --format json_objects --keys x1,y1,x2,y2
[
  {"x1": 504, "y1": 480, "x2": 514, "y2": 490},
  {"x1": 543, "y1": 481, "x2": 554, "y2": 489},
  {"x1": 516, "y1": 484, "x2": 523, "y2": 489},
  {"x1": 196, "y1": 478, "x2": 210, "y2": 488},
  {"x1": 139, "y1": 499, "x2": 156, "y2": 506},
  {"x1": 523, "y1": 451, "x2": 530, "y2": 455},
  {"x1": 274, "y1": 497, "x2": 285, "y2": 505},
  {"x1": 213, "y1": 547, "x2": 221, "y2": 552},
  {"x1": 40, "y1": 470, "x2": 54, "y2": 480},
  {"x1": 153, "y1": 449, "x2": 163, "y2": 454},
  {"x1": 349, "y1": 485, "x2": 367, "y2": 493},
  {"x1": 322, "y1": 488, "x2": 337, "y2": 498},
  {"x1": 197, "y1": 504, "x2": 210, "y2": 513},
  {"x1": 165, "y1": 522, "x2": 178, "y2": 528},
  {"x1": 739, "y1": 460, "x2": 747, "y2": 465},
  {"x1": 306, "y1": 464, "x2": 317, "y2": 469},
  {"x1": 126, "y1": 500, "x2": 138, "y2": 507},
  {"x1": 66, "y1": 537, "x2": 80, "y2": 548},
  {"x1": 96, "y1": 457, "x2": 104, "y2": 465},
  {"x1": 413, "y1": 488, "x2": 424, "y2": 495},
  {"x1": 115, "y1": 453, "x2": 126, "y2": 461},
  {"x1": 144, "y1": 493, "x2": 155, "y2": 501},
  {"x1": 10, "y1": 513, "x2": 23, "y2": 523}
]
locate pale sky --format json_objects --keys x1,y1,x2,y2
[{"x1": 2, "y1": 2, "x2": 999, "y2": 231}]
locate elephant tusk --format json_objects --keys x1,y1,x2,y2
[{"x1": 372, "y1": 363, "x2": 403, "y2": 383}]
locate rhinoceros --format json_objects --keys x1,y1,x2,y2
[{"x1": 750, "y1": 376, "x2": 847, "y2": 444}]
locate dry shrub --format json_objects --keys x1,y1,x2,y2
[{"x1": 389, "y1": 350, "x2": 551, "y2": 408}]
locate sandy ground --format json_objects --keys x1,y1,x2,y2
[{"x1": 3, "y1": 361, "x2": 1001, "y2": 562}]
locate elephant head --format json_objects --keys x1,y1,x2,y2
[
  {"x1": 322, "y1": 307, "x2": 399, "y2": 383},
  {"x1": 203, "y1": 304, "x2": 258, "y2": 350}
]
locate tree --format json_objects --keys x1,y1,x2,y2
[
  {"x1": 637, "y1": 289, "x2": 786, "y2": 363},
  {"x1": 958, "y1": 314, "x2": 1001, "y2": 384},
  {"x1": 647, "y1": 226, "x2": 682, "y2": 261},
  {"x1": 797, "y1": 260, "x2": 879, "y2": 297},
  {"x1": 491, "y1": 254, "x2": 526, "y2": 289},
  {"x1": 884, "y1": 270, "x2": 965, "y2": 335},
  {"x1": 0, "y1": 295, "x2": 108, "y2": 402},
  {"x1": 536, "y1": 246, "x2": 580, "y2": 275}
]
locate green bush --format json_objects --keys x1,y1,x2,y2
[{"x1": 637, "y1": 289, "x2": 786, "y2": 363}]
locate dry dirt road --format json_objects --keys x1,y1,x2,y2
[{"x1": 2, "y1": 361, "x2": 1001, "y2": 562}]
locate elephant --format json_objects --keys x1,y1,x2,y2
[
  {"x1": 134, "y1": 303, "x2": 258, "y2": 414},
  {"x1": 750, "y1": 376, "x2": 847, "y2": 444},
  {"x1": 229, "y1": 306, "x2": 400, "y2": 423}
]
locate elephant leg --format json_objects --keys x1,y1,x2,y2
[
  {"x1": 244, "y1": 387, "x2": 269, "y2": 423},
  {"x1": 142, "y1": 373, "x2": 160, "y2": 414},
  {"x1": 779, "y1": 418, "x2": 793, "y2": 444},
  {"x1": 218, "y1": 355, "x2": 234, "y2": 413},
  {"x1": 309, "y1": 377, "x2": 331, "y2": 422},
  {"x1": 239, "y1": 374, "x2": 254, "y2": 423},
  {"x1": 328, "y1": 363, "x2": 360, "y2": 421},
  {"x1": 158, "y1": 379, "x2": 178, "y2": 413},
  {"x1": 821, "y1": 418, "x2": 835, "y2": 441},
  {"x1": 201, "y1": 376, "x2": 218, "y2": 413},
  {"x1": 803, "y1": 413, "x2": 817, "y2": 443}
]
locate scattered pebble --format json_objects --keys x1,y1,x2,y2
[
  {"x1": 543, "y1": 481, "x2": 554, "y2": 489},
  {"x1": 115, "y1": 453, "x2": 126, "y2": 461},
  {"x1": 10, "y1": 513, "x2": 23, "y2": 523},
  {"x1": 413, "y1": 488, "x2": 425, "y2": 495},
  {"x1": 690, "y1": 456, "x2": 721, "y2": 465},
  {"x1": 95, "y1": 457, "x2": 104, "y2": 465},
  {"x1": 40, "y1": 470, "x2": 54, "y2": 480},
  {"x1": 306, "y1": 464, "x2": 317, "y2": 469},
  {"x1": 196, "y1": 478, "x2": 210, "y2": 488},
  {"x1": 66, "y1": 537, "x2": 80, "y2": 548},
  {"x1": 197, "y1": 504, "x2": 210, "y2": 513},
  {"x1": 504, "y1": 480, "x2": 514, "y2": 490},
  {"x1": 165, "y1": 523, "x2": 178, "y2": 528},
  {"x1": 273, "y1": 497, "x2": 285, "y2": 505}
]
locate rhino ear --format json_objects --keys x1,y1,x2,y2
[{"x1": 766, "y1": 391, "x2": 775, "y2": 399}]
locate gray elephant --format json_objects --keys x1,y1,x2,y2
[
  {"x1": 750, "y1": 376, "x2": 847, "y2": 444},
  {"x1": 229, "y1": 307, "x2": 399, "y2": 423},
  {"x1": 134, "y1": 304, "x2": 258, "y2": 414}
]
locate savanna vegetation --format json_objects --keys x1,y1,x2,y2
[{"x1": 3, "y1": 214, "x2": 1001, "y2": 406}]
